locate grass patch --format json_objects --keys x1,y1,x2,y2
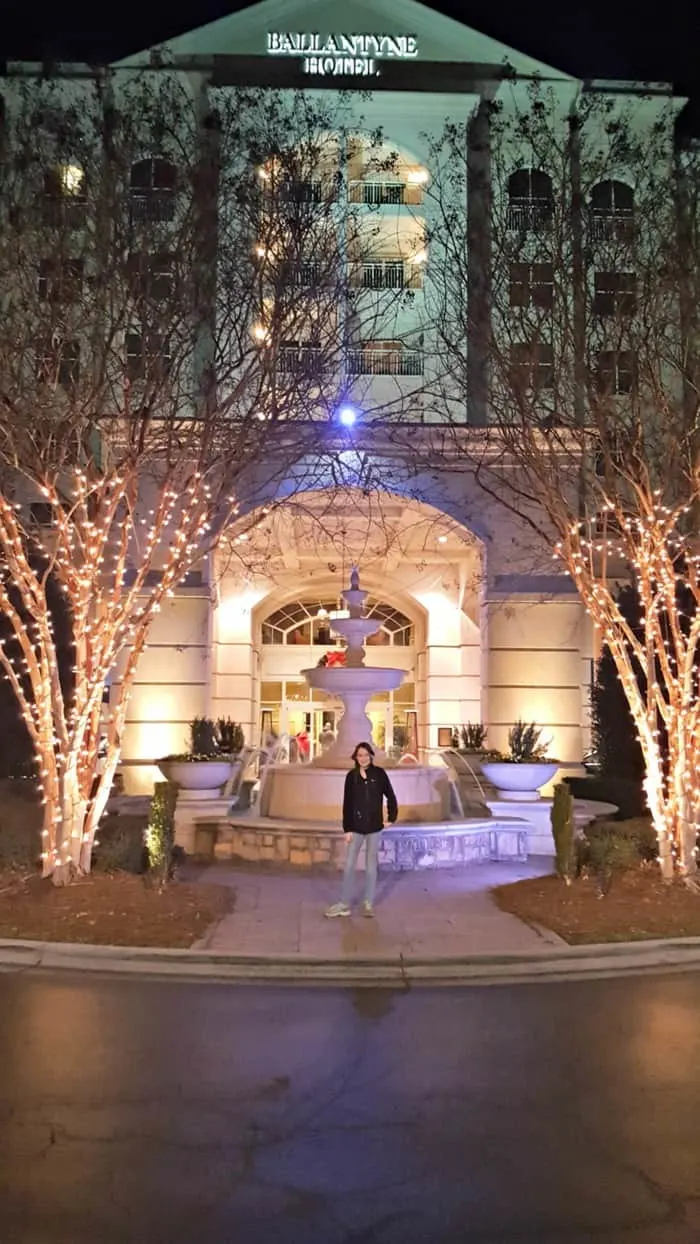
[
  {"x1": 494, "y1": 866, "x2": 700, "y2": 944},
  {"x1": 0, "y1": 869, "x2": 232, "y2": 948}
]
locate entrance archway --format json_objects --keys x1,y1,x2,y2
[{"x1": 212, "y1": 486, "x2": 484, "y2": 758}]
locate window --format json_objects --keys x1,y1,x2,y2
[
  {"x1": 125, "y1": 331, "x2": 171, "y2": 381},
  {"x1": 510, "y1": 341, "x2": 554, "y2": 391},
  {"x1": 129, "y1": 159, "x2": 177, "y2": 224},
  {"x1": 348, "y1": 341, "x2": 423, "y2": 376},
  {"x1": 507, "y1": 169, "x2": 553, "y2": 232},
  {"x1": 37, "y1": 337, "x2": 80, "y2": 387},
  {"x1": 590, "y1": 180, "x2": 634, "y2": 242},
  {"x1": 38, "y1": 258, "x2": 84, "y2": 303},
  {"x1": 596, "y1": 349, "x2": 636, "y2": 395},
  {"x1": 592, "y1": 271, "x2": 636, "y2": 317},
  {"x1": 127, "y1": 251, "x2": 174, "y2": 302},
  {"x1": 42, "y1": 164, "x2": 87, "y2": 228},
  {"x1": 509, "y1": 262, "x2": 554, "y2": 309},
  {"x1": 261, "y1": 598, "x2": 413, "y2": 645}
]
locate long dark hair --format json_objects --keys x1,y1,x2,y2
[{"x1": 351, "y1": 741, "x2": 375, "y2": 764}]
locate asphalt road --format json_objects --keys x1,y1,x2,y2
[{"x1": 1, "y1": 971, "x2": 700, "y2": 1244}]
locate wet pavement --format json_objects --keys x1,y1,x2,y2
[{"x1": 1, "y1": 970, "x2": 700, "y2": 1242}]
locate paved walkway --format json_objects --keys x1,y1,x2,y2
[{"x1": 188, "y1": 858, "x2": 562, "y2": 958}]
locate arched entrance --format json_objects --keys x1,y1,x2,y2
[{"x1": 212, "y1": 487, "x2": 484, "y2": 758}]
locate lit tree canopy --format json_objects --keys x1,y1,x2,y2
[
  {"x1": 0, "y1": 67, "x2": 413, "y2": 881},
  {"x1": 421, "y1": 84, "x2": 700, "y2": 877}
]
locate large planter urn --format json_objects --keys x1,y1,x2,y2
[
  {"x1": 157, "y1": 759, "x2": 233, "y2": 802},
  {"x1": 480, "y1": 761, "x2": 559, "y2": 802}
]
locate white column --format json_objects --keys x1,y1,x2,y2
[
  {"x1": 418, "y1": 593, "x2": 481, "y2": 752},
  {"x1": 210, "y1": 579, "x2": 263, "y2": 747}
]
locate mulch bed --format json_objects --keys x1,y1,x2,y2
[
  {"x1": 493, "y1": 866, "x2": 700, "y2": 944},
  {"x1": 0, "y1": 870, "x2": 232, "y2": 948}
]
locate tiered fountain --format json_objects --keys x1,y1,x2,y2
[
  {"x1": 304, "y1": 566, "x2": 403, "y2": 771},
  {"x1": 260, "y1": 567, "x2": 450, "y2": 823}
]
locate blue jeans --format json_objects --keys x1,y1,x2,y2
[{"x1": 341, "y1": 832, "x2": 379, "y2": 906}]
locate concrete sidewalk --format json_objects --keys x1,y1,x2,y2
[
  {"x1": 4, "y1": 858, "x2": 700, "y2": 986},
  {"x1": 189, "y1": 858, "x2": 563, "y2": 958}
]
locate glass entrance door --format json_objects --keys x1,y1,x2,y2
[{"x1": 313, "y1": 708, "x2": 338, "y2": 758}]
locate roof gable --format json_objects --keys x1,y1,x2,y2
[{"x1": 115, "y1": 0, "x2": 572, "y2": 80}]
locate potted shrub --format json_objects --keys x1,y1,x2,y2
[
  {"x1": 481, "y1": 720, "x2": 559, "y2": 801},
  {"x1": 157, "y1": 716, "x2": 236, "y2": 801},
  {"x1": 457, "y1": 722, "x2": 488, "y2": 753},
  {"x1": 216, "y1": 717, "x2": 245, "y2": 756}
]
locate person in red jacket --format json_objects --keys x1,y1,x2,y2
[
  {"x1": 296, "y1": 729, "x2": 310, "y2": 763},
  {"x1": 325, "y1": 741, "x2": 398, "y2": 919}
]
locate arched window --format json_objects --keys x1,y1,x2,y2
[
  {"x1": 589, "y1": 179, "x2": 634, "y2": 242},
  {"x1": 41, "y1": 163, "x2": 87, "y2": 228},
  {"x1": 261, "y1": 597, "x2": 414, "y2": 647},
  {"x1": 129, "y1": 158, "x2": 177, "y2": 224},
  {"x1": 507, "y1": 169, "x2": 553, "y2": 233}
]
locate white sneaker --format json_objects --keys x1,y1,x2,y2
[
  {"x1": 325, "y1": 902, "x2": 351, "y2": 919},
  {"x1": 362, "y1": 901, "x2": 375, "y2": 918}
]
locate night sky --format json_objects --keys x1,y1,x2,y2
[{"x1": 2, "y1": 0, "x2": 698, "y2": 114}]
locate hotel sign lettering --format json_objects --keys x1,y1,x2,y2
[{"x1": 266, "y1": 32, "x2": 419, "y2": 76}]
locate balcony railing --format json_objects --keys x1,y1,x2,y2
[
  {"x1": 348, "y1": 349, "x2": 423, "y2": 376},
  {"x1": 279, "y1": 179, "x2": 325, "y2": 205},
  {"x1": 359, "y1": 260, "x2": 406, "y2": 290},
  {"x1": 281, "y1": 260, "x2": 323, "y2": 286},
  {"x1": 129, "y1": 192, "x2": 176, "y2": 224},
  {"x1": 506, "y1": 197, "x2": 553, "y2": 233},
  {"x1": 40, "y1": 195, "x2": 88, "y2": 230},
  {"x1": 348, "y1": 180, "x2": 424, "y2": 206},
  {"x1": 277, "y1": 345, "x2": 326, "y2": 374},
  {"x1": 589, "y1": 210, "x2": 635, "y2": 243}
]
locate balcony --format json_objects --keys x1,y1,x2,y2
[
  {"x1": 277, "y1": 344, "x2": 326, "y2": 375},
  {"x1": 279, "y1": 179, "x2": 325, "y2": 205},
  {"x1": 40, "y1": 195, "x2": 88, "y2": 230},
  {"x1": 506, "y1": 197, "x2": 553, "y2": 233},
  {"x1": 348, "y1": 347, "x2": 423, "y2": 376},
  {"x1": 348, "y1": 180, "x2": 424, "y2": 207},
  {"x1": 129, "y1": 191, "x2": 176, "y2": 225},
  {"x1": 589, "y1": 209, "x2": 635, "y2": 244}
]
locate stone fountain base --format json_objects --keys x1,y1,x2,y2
[
  {"x1": 203, "y1": 815, "x2": 528, "y2": 869},
  {"x1": 258, "y1": 763, "x2": 455, "y2": 824}
]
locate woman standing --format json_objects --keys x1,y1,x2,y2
[{"x1": 325, "y1": 742, "x2": 398, "y2": 919}]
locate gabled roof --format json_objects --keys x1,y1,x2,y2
[{"x1": 115, "y1": 0, "x2": 573, "y2": 81}]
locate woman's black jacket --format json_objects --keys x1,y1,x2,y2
[{"x1": 342, "y1": 764, "x2": 398, "y2": 835}]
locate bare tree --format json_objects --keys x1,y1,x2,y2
[
  {"x1": 418, "y1": 85, "x2": 700, "y2": 878},
  {"x1": 0, "y1": 67, "x2": 413, "y2": 882}
]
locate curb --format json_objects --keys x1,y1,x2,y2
[{"x1": 3, "y1": 936, "x2": 700, "y2": 985}]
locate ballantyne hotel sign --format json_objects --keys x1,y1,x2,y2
[{"x1": 266, "y1": 32, "x2": 419, "y2": 76}]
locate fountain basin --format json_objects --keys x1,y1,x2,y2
[
  {"x1": 259, "y1": 763, "x2": 451, "y2": 824},
  {"x1": 302, "y1": 666, "x2": 405, "y2": 694}
]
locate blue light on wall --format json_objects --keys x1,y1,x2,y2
[{"x1": 337, "y1": 405, "x2": 358, "y2": 428}]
